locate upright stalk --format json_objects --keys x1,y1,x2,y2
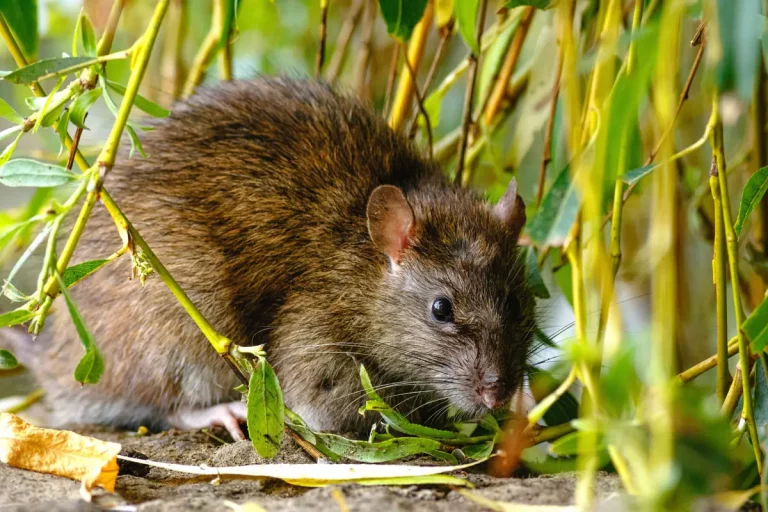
[
  {"x1": 711, "y1": 105, "x2": 763, "y2": 475},
  {"x1": 709, "y1": 157, "x2": 730, "y2": 403}
]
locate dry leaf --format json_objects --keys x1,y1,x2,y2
[
  {"x1": 117, "y1": 454, "x2": 474, "y2": 487},
  {"x1": 0, "y1": 413, "x2": 121, "y2": 495}
]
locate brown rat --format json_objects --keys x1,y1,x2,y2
[{"x1": 3, "y1": 77, "x2": 535, "y2": 437}]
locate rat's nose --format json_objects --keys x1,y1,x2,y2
[{"x1": 477, "y1": 375, "x2": 505, "y2": 409}]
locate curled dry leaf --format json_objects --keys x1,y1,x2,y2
[{"x1": 0, "y1": 413, "x2": 121, "y2": 495}]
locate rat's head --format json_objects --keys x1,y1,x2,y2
[{"x1": 365, "y1": 178, "x2": 535, "y2": 419}]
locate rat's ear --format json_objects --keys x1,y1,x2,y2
[
  {"x1": 367, "y1": 185, "x2": 415, "y2": 265},
  {"x1": 493, "y1": 177, "x2": 526, "y2": 243}
]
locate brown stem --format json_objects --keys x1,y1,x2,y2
[
  {"x1": 483, "y1": 6, "x2": 535, "y2": 126},
  {"x1": 383, "y1": 44, "x2": 400, "y2": 118},
  {"x1": 325, "y1": 0, "x2": 365, "y2": 83},
  {"x1": 537, "y1": 53, "x2": 563, "y2": 207},
  {"x1": 66, "y1": 125, "x2": 85, "y2": 171},
  {"x1": 401, "y1": 43, "x2": 433, "y2": 156},
  {"x1": 601, "y1": 26, "x2": 706, "y2": 229},
  {"x1": 355, "y1": 0, "x2": 377, "y2": 99},
  {"x1": 315, "y1": 0, "x2": 329, "y2": 78},
  {"x1": 454, "y1": 0, "x2": 489, "y2": 186},
  {"x1": 408, "y1": 26, "x2": 452, "y2": 139}
]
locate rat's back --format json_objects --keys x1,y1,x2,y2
[{"x1": 29, "y1": 77, "x2": 440, "y2": 431}]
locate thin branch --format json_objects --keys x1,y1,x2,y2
[
  {"x1": 537, "y1": 53, "x2": 562, "y2": 206},
  {"x1": 182, "y1": 0, "x2": 230, "y2": 98},
  {"x1": 483, "y1": 6, "x2": 535, "y2": 126},
  {"x1": 388, "y1": 3, "x2": 434, "y2": 131},
  {"x1": 354, "y1": 0, "x2": 377, "y2": 98},
  {"x1": 709, "y1": 156, "x2": 730, "y2": 403},
  {"x1": 315, "y1": 0, "x2": 329, "y2": 78},
  {"x1": 408, "y1": 24, "x2": 452, "y2": 139},
  {"x1": 383, "y1": 43, "x2": 400, "y2": 119},
  {"x1": 401, "y1": 43, "x2": 433, "y2": 156},
  {"x1": 325, "y1": 0, "x2": 365, "y2": 83},
  {"x1": 96, "y1": 0, "x2": 126, "y2": 57},
  {"x1": 454, "y1": 0, "x2": 489, "y2": 186}
]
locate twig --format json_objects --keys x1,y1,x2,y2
[
  {"x1": 677, "y1": 336, "x2": 737, "y2": 383},
  {"x1": 482, "y1": 6, "x2": 535, "y2": 126},
  {"x1": 601, "y1": 25, "x2": 707, "y2": 228},
  {"x1": 454, "y1": 0, "x2": 489, "y2": 185},
  {"x1": 286, "y1": 427, "x2": 324, "y2": 461},
  {"x1": 2, "y1": 388, "x2": 44, "y2": 415},
  {"x1": 160, "y1": 0, "x2": 186, "y2": 101},
  {"x1": 401, "y1": 43, "x2": 432, "y2": 156},
  {"x1": 408, "y1": 25, "x2": 452, "y2": 139},
  {"x1": 709, "y1": 156, "x2": 730, "y2": 403},
  {"x1": 537, "y1": 53, "x2": 562, "y2": 206},
  {"x1": 711, "y1": 104, "x2": 763, "y2": 474},
  {"x1": 66, "y1": 125, "x2": 85, "y2": 171},
  {"x1": 96, "y1": 0, "x2": 126, "y2": 57},
  {"x1": 383, "y1": 44, "x2": 400, "y2": 119},
  {"x1": 325, "y1": 0, "x2": 365, "y2": 83},
  {"x1": 315, "y1": 0, "x2": 329, "y2": 78},
  {"x1": 721, "y1": 364, "x2": 744, "y2": 418},
  {"x1": 182, "y1": 0, "x2": 230, "y2": 98},
  {"x1": 0, "y1": 15, "x2": 44, "y2": 96},
  {"x1": 388, "y1": 3, "x2": 434, "y2": 131},
  {"x1": 354, "y1": 0, "x2": 377, "y2": 98}
]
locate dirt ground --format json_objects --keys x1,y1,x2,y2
[{"x1": 0, "y1": 372, "x2": 757, "y2": 512}]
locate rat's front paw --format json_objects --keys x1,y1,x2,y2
[{"x1": 166, "y1": 401, "x2": 248, "y2": 441}]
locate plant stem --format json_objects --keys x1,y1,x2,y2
[
  {"x1": 383, "y1": 44, "x2": 400, "y2": 119},
  {"x1": 408, "y1": 26, "x2": 452, "y2": 139},
  {"x1": 531, "y1": 422, "x2": 575, "y2": 445},
  {"x1": 326, "y1": 0, "x2": 365, "y2": 83},
  {"x1": 454, "y1": 0, "x2": 488, "y2": 185},
  {"x1": 711, "y1": 102, "x2": 763, "y2": 475},
  {"x1": 678, "y1": 336, "x2": 738, "y2": 382},
  {"x1": 315, "y1": 0, "x2": 329, "y2": 78},
  {"x1": 537, "y1": 53, "x2": 562, "y2": 207},
  {"x1": 0, "y1": 15, "x2": 44, "y2": 96},
  {"x1": 401, "y1": 43, "x2": 432, "y2": 156},
  {"x1": 96, "y1": 0, "x2": 126, "y2": 57},
  {"x1": 483, "y1": 6, "x2": 535, "y2": 126},
  {"x1": 388, "y1": 2, "x2": 434, "y2": 132},
  {"x1": 709, "y1": 157, "x2": 730, "y2": 403},
  {"x1": 354, "y1": 0, "x2": 377, "y2": 98},
  {"x1": 182, "y1": 0, "x2": 229, "y2": 98},
  {"x1": 528, "y1": 367, "x2": 577, "y2": 424}
]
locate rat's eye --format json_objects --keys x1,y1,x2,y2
[{"x1": 431, "y1": 298, "x2": 454, "y2": 322}]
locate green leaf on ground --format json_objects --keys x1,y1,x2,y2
[{"x1": 247, "y1": 356, "x2": 284, "y2": 458}]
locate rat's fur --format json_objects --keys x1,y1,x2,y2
[{"x1": 10, "y1": 78, "x2": 535, "y2": 433}]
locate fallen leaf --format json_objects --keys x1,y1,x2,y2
[
  {"x1": 0, "y1": 413, "x2": 121, "y2": 495},
  {"x1": 117, "y1": 454, "x2": 475, "y2": 487}
]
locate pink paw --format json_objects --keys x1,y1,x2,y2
[{"x1": 167, "y1": 401, "x2": 248, "y2": 441}]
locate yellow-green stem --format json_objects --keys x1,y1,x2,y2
[
  {"x1": 711, "y1": 105, "x2": 763, "y2": 475},
  {"x1": 709, "y1": 167, "x2": 730, "y2": 403},
  {"x1": 182, "y1": 0, "x2": 229, "y2": 98}
]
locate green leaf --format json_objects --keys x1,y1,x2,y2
[
  {"x1": 0, "y1": 1, "x2": 38, "y2": 61},
  {"x1": 525, "y1": 165, "x2": 581, "y2": 247},
  {"x1": 377, "y1": 0, "x2": 429, "y2": 41},
  {"x1": 2, "y1": 281, "x2": 31, "y2": 302},
  {"x1": 315, "y1": 432, "x2": 448, "y2": 463},
  {"x1": 745, "y1": 294, "x2": 768, "y2": 352},
  {"x1": 360, "y1": 365, "x2": 467, "y2": 441},
  {"x1": 548, "y1": 430, "x2": 605, "y2": 456},
  {"x1": 0, "y1": 214, "x2": 48, "y2": 251},
  {"x1": 2, "y1": 57, "x2": 95, "y2": 85},
  {"x1": 126, "y1": 124, "x2": 148, "y2": 158},
  {"x1": 62, "y1": 259, "x2": 110, "y2": 288},
  {"x1": 0, "y1": 159, "x2": 77, "y2": 187},
  {"x1": 55, "y1": 273, "x2": 104, "y2": 384},
  {"x1": 752, "y1": 357, "x2": 768, "y2": 444},
  {"x1": 622, "y1": 164, "x2": 659, "y2": 185},
  {"x1": 0, "y1": 349, "x2": 18, "y2": 370},
  {"x1": 33, "y1": 77, "x2": 66, "y2": 132},
  {"x1": 0, "y1": 98, "x2": 24, "y2": 124},
  {"x1": 55, "y1": 109, "x2": 71, "y2": 157},
  {"x1": 3, "y1": 222, "x2": 53, "y2": 293},
  {"x1": 524, "y1": 246, "x2": 550, "y2": 299},
  {"x1": 455, "y1": 0, "x2": 480, "y2": 54},
  {"x1": 735, "y1": 166, "x2": 768, "y2": 237},
  {"x1": 105, "y1": 80, "x2": 170, "y2": 118},
  {"x1": 0, "y1": 307, "x2": 35, "y2": 328},
  {"x1": 475, "y1": 20, "x2": 517, "y2": 110},
  {"x1": 715, "y1": 0, "x2": 762, "y2": 99},
  {"x1": 0, "y1": 131, "x2": 23, "y2": 167},
  {"x1": 505, "y1": 0, "x2": 552, "y2": 8},
  {"x1": 247, "y1": 357, "x2": 284, "y2": 458},
  {"x1": 69, "y1": 87, "x2": 103, "y2": 129},
  {"x1": 79, "y1": 11, "x2": 97, "y2": 56},
  {"x1": 460, "y1": 441, "x2": 495, "y2": 460}
]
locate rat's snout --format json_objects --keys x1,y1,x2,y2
[{"x1": 476, "y1": 373, "x2": 506, "y2": 410}]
